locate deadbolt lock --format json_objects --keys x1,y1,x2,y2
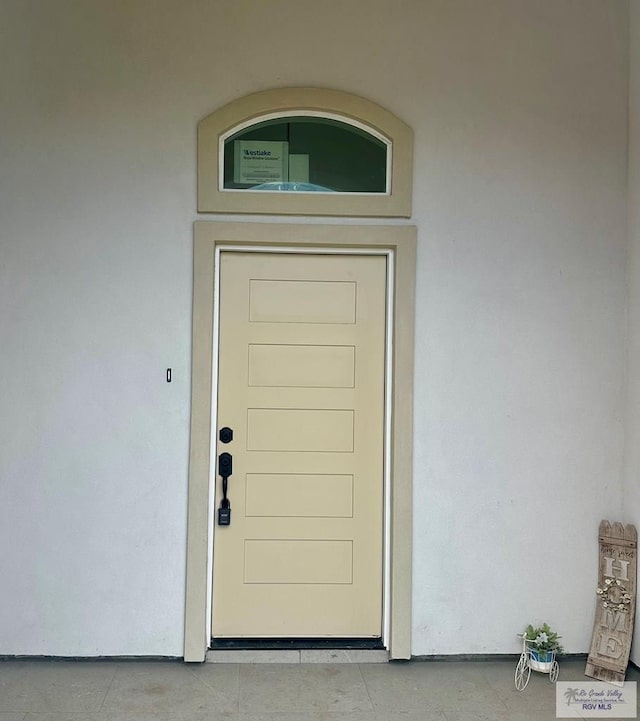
[{"x1": 219, "y1": 427, "x2": 233, "y2": 444}]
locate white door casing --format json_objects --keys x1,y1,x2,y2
[{"x1": 184, "y1": 222, "x2": 415, "y2": 661}]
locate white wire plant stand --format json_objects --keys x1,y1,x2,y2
[{"x1": 514, "y1": 634, "x2": 560, "y2": 690}]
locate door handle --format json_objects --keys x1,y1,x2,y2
[
  {"x1": 217, "y1": 452, "x2": 233, "y2": 526},
  {"x1": 218, "y1": 452, "x2": 232, "y2": 478}
]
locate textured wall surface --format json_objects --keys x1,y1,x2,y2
[
  {"x1": 0, "y1": 0, "x2": 630, "y2": 656},
  {"x1": 626, "y1": 0, "x2": 640, "y2": 669}
]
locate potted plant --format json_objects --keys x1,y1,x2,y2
[{"x1": 522, "y1": 623, "x2": 563, "y2": 671}]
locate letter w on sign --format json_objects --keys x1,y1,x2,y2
[{"x1": 585, "y1": 520, "x2": 637, "y2": 687}]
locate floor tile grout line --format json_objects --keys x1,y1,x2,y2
[
  {"x1": 478, "y1": 663, "x2": 512, "y2": 714},
  {"x1": 478, "y1": 661, "x2": 517, "y2": 713},
  {"x1": 235, "y1": 662, "x2": 240, "y2": 712},
  {"x1": 187, "y1": 661, "x2": 241, "y2": 712},
  {"x1": 96, "y1": 663, "x2": 118, "y2": 713},
  {"x1": 355, "y1": 662, "x2": 377, "y2": 714}
]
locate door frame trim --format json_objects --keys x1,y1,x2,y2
[{"x1": 184, "y1": 221, "x2": 416, "y2": 661}]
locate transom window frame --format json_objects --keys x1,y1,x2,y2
[{"x1": 198, "y1": 87, "x2": 413, "y2": 217}]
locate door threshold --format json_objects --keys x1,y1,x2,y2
[{"x1": 210, "y1": 637, "x2": 384, "y2": 650}]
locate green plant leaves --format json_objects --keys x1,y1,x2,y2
[{"x1": 522, "y1": 622, "x2": 563, "y2": 654}]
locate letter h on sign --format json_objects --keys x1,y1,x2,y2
[{"x1": 604, "y1": 557, "x2": 630, "y2": 581}]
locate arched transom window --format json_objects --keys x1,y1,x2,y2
[{"x1": 198, "y1": 88, "x2": 413, "y2": 217}]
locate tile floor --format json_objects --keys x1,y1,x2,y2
[{"x1": 0, "y1": 658, "x2": 638, "y2": 721}]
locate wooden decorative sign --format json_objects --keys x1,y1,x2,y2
[{"x1": 585, "y1": 520, "x2": 637, "y2": 687}]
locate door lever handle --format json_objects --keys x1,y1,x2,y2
[
  {"x1": 217, "y1": 452, "x2": 233, "y2": 526},
  {"x1": 218, "y1": 452, "x2": 232, "y2": 479}
]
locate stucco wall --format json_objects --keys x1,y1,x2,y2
[
  {"x1": 0, "y1": 0, "x2": 629, "y2": 656},
  {"x1": 626, "y1": 0, "x2": 640, "y2": 668}
]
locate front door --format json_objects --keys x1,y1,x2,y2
[{"x1": 211, "y1": 250, "x2": 387, "y2": 638}]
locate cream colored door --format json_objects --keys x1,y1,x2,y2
[{"x1": 211, "y1": 251, "x2": 386, "y2": 638}]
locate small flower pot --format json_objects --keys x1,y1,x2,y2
[{"x1": 530, "y1": 649, "x2": 554, "y2": 672}]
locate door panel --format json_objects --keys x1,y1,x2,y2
[
  {"x1": 211, "y1": 252, "x2": 386, "y2": 637},
  {"x1": 248, "y1": 344, "x2": 356, "y2": 388}
]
